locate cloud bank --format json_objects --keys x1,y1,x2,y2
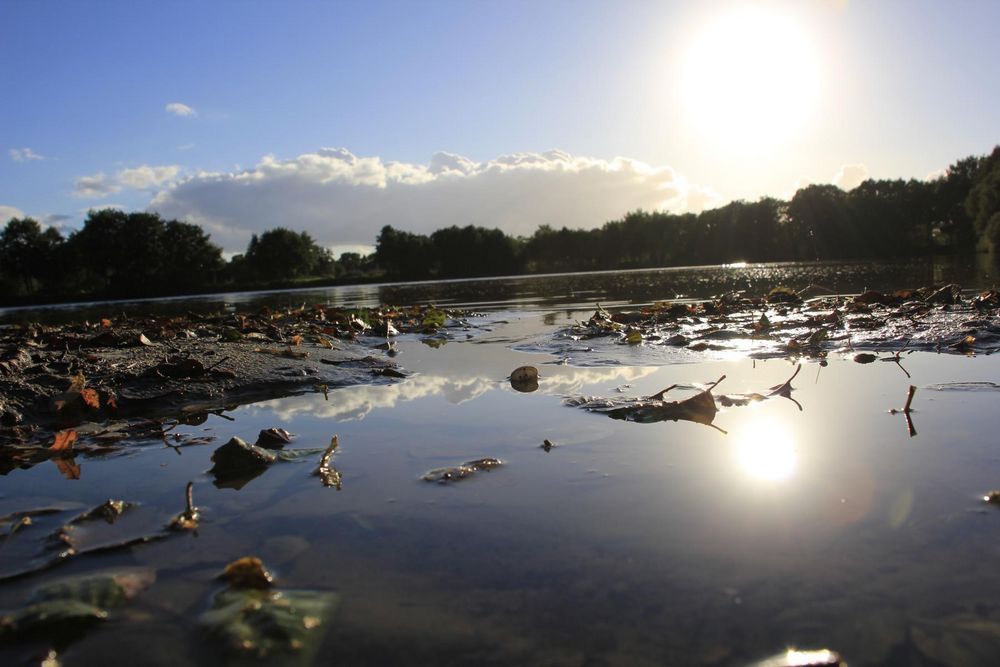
[
  {"x1": 150, "y1": 148, "x2": 720, "y2": 253},
  {"x1": 165, "y1": 102, "x2": 197, "y2": 117},
  {"x1": 74, "y1": 165, "x2": 181, "y2": 198}
]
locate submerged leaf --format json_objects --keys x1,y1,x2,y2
[{"x1": 201, "y1": 587, "x2": 339, "y2": 660}]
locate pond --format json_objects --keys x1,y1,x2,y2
[{"x1": 3, "y1": 258, "x2": 1000, "y2": 666}]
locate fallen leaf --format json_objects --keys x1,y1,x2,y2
[
  {"x1": 80, "y1": 388, "x2": 100, "y2": 410},
  {"x1": 50, "y1": 430, "x2": 78, "y2": 452}
]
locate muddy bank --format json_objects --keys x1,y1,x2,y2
[
  {"x1": 530, "y1": 284, "x2": 1000, "y2": 365},
  {"x1": 0, "y1": 303, "x2": 469, "y2": 473}
]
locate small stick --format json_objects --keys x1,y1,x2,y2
[
  {"x1": 183, "y1": 481, "x2": 196, "y2": 520},
  {"x1": 903, "y1": 385, "x2": 916, "y2": 413}
]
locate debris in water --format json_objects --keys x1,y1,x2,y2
[{"x1": 422, "y1": 457, "x2": 503, "y2": 483}]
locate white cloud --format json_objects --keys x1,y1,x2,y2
[
  {"x1": 75, "y1": 165, "x2": 181, "y2": 198},
  {"x1": 832, "y1": 163, "x2": 869, "y2": 191},
  {"x1": 165, "y1": 102, "x2": 197, "y2": 117},
  {"x1": 1, "y1": 205, "x2": 25, "y2": 222},
  {"x1": 74, "y1": 173, "x2": 120, "y2": 198},
  {"x1": 149, "y1": 147, "x2": 710, "y2": 253},
  {"x1": 9, "y1": 147, "x2": 47, "y2": 161},
  {"x1": 117, "y1": 165, "x2": 180, "y2": 189}
]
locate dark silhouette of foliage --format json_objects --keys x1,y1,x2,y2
[
  {"x1": 241, "y1": 228, "x2": 331, "y2": 283},
  {"x1": 0, "y1": 218, "x2": 63, "y2": 293}
]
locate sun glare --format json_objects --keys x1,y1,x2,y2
[
  {"x1": 734, "y1": 416, "x2": 797, "y2": 481},
  {"x1": 680, "y1": 7, "x2": 819, "y2": 152}
]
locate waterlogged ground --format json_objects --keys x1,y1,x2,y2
[{"x1": 3, "y1": 260, "x2": 1000, "y2": 665}]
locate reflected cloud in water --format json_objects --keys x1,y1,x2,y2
[
  {"x1": 258, "y1": 366, "x2": 657, "y2": 422},
  {"x1": 734, "y1": 416, "x2": 797, "y2": 481}
]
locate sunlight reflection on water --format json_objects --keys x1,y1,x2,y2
[{"x1": 734, "y1": 415, "x2": 797, "y2": 481}]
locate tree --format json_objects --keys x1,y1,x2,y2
[
  {"x1": 243, "y1": 228, "x2": 327, "y2": 282},
  {"x1": 0, "y1": 218, "x2": 63, "y2": 293},
  {"x1": 966, "y1": 147, "x2": 1000, "y2": 252},
  {"x1": 161, "y1": 220, "x2": 225, "y2": 289},
  {"x1": 375, "y1": 225, "x2": 433, "y2": 279}
]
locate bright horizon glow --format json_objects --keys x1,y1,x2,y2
[
  {"x1": 734, "y1": 415, "x2": 797, "y2": 481},
  {"x1": 680, "y1": 7, "x2": 819, "y2": 153}
]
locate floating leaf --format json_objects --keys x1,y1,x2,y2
[{"x1": 423, "y1": 458, "x2": 502, "y2": 483}]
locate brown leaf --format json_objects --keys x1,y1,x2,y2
[
  {"x1": 100, "y1": 318, "x2": 112, "y2": 328},
  {"x1": 50, "y1": 429, "x2": 78, "y2": 452},
  {"x1": 291, "y1": 334, "x2": 302, "y2": 346},
  {"x1": 80, "y1": 388, "x2": 101, "y2": 410}
]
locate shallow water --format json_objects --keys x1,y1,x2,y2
[{"x1": 3, "y1": 262, "x2": 1000, "y2": 665}]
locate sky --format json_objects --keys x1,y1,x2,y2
[{"x1": 2, "y1": 0, "x2": 998, "y2": 256}]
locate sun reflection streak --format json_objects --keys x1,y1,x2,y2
[{"x1": 734, "y1": 417, "x2": 797, "y2": 481}]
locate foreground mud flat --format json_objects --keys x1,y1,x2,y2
[{"x1": 0, "y1": 303, "x2": 472, "y2": 474}]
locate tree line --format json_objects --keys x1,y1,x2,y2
[{"x1": 2, "y1": 145, "x2": 999, "y2": 302}]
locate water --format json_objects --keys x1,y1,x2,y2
[{"x1": 3, "y1": 259, "x2": 1000, "y2": 665}]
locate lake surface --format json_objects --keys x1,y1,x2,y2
[{"x1": 3, "y1": 258, "x2": 1000, "y2": 666}]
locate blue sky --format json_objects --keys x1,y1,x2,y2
[{"x1": 2, "y1": 0, "x2": 998, "y2": 254}]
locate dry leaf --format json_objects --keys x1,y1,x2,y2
[
  {"x1": 80, "y1": 388, "x2": 100, "y2": 410},
  {"x1": 50, "y1": 429, "x2": 78, "y2": 452}
]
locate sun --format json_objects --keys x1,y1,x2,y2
[{"x1": 679, "y1": 7, "x2": 820, "y2": 152}]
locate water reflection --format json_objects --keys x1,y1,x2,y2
[
  {"x1": 259, "y1": 365, "x2": 657, "y2": 422},
  {"x1": 734, "y1": 416, "x2": 797, "y2": 481}
]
